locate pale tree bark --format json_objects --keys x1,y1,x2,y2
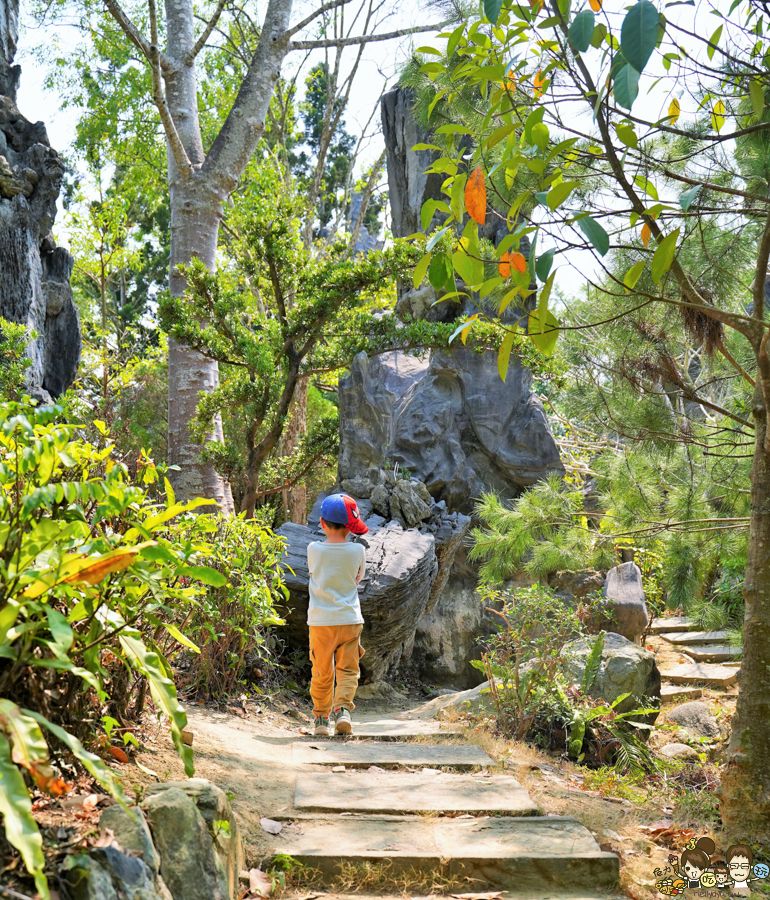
[
  {"x1": 278, "y1": 375, "x2": 309, "y2": 523},
  {"x1": 102, "y1": 0, "x2": 446, "y2": 511}
]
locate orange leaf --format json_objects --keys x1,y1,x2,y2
[
  {"x1": 109, "y1": 746, "x2": 129, "y2": 763},
  {"x1": 533, "y1": 70, "x2": 547, "y2": 98},
  {"x1": 641, "y1": 223, "x2": 651, "y2": 248},
  {"x1": 510, "y1": 252, "x2": 527, "y2": 273},
  {"x1": 31, "y1": 761, "x2": 70, "y2": 797},
  {"x1": 64, "y1": 550, "x2": 137, "y2": 586},
  {"x1": 590, "y1": 0, "x2": 602, "y2": 10},
  {"x1": 498, "y1": 253, "x2": 512, "y2": 278},
  {"x1": 465, "y1": 166, "x2": 487, "y2": 225}
]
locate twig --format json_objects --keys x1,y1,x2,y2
[
  {"x1": 185, "y1": 0, "x2": 228, "y2": 64},
  {"x1": 290, "y1": 20, "x2": 453, "y2": 50}
]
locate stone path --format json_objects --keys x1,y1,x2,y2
[
  {"x1": 269, "y1": 717, "x2": 620, "y2": 894},
  {"x1": 653, "y1": 615, "x2": 741, "y2": 685}
]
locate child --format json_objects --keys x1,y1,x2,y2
[{"x1": 307, "y1": 493, "x2": 368, "y2": 736}]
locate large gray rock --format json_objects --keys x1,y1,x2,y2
[
  {"x1": 99, "y1": 805, "x2": 160, "y2": 877},
  {"x1": 596, "y1": 562, "x2": 649, "y2": 644},
  {"x1": 665, "y1": 701, "x2": 720, "y2": 739},
  {"x1": 390, "y1": 478, "x2": 432, "y2": 527},
  {"x1": 60, "y1": 847, "x2": 169, "y2": 900},
  {"x1": 562, "y1": 632, "x2": 660, "y2": 718},
  {"x1": 338, "y1": 348, "x2": 563, "y2": 515},
  {"x1": 143, "y1": 787, "x2": 229, "y2": 900},
  {"x1": 0, "y1": 8, "x2": 80, "y2": 402},
  {"x1": 146, "y1": 779, "x2": 243, "y2": 900}
]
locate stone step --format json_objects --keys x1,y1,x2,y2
[
  {"x1": 292, "y1": 741, "x2": 493, "y2": 768},
  {"x1": 660, "y1": 663, "x2": 738, "y2": 686},
  {"x1": 684, "y1": 645, "x2": 741, "y2": 663},
  {"x1": 270, "y1": 814, "x2": 618, "y2": 892},
  {"x1": 661, "y1": 685, "x2": 703, "y2": 702},
  {"x1": 345, "y1": 718, "x2": 463, "y2": 739},
  {"x1": 649, "y1": 616, "x2": 697, "y2": 634},
  {"x1": 659, "y1": 630, "x2": 728, "y2": 645},
  {"x1": 294, "y1": 771, "x2": 539, "y2": 815}
]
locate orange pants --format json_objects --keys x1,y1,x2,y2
[{"x1": 308, "y1": 624, "x2": 364, "y2": 718}]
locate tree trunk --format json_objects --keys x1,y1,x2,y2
[
  {"x1": 279, "y1": 374, "x2": 308, "y2": 523},
  {"x1": 167, "y1": 176, "x2": 234, "y2": 514},
  {"x1": 720, "y1": 382, "x2": 770, "y2": 842}
]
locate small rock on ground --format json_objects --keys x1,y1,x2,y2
[
  {"x1": 660, "y1": 742, "x2": 700, "y2": 761},
  {"x1": 665, "y1": 701, "x2": 720, "y2": 738}
]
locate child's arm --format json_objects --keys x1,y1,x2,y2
[{"x1": 355, "y1": 545, "x2": 366, "y2": 584}]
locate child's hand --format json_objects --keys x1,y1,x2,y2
[{"x1": 355, "y1": 573, "x2": 362, "y2": 583}]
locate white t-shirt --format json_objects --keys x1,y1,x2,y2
[{"x1": 307, "y1": 540, "x2": 366, "y2": 626}]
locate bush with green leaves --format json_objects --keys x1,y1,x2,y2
[{"x1": 0, "y1": 399, "x2": 280, "y2": 898}]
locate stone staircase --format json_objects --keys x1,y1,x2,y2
[
  {"x1": 269, "y1": 717, "x2": 620, "y2": 896},
  {"x1": 651, "y1": 616, "x2": 740, "y2": 687}
]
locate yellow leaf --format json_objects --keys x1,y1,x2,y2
[
  {"x1": 641, "y1": 223, "x2": 651, "y2": 248},
  {"x1": 64, "y1": 550, "x2": 137, "y2": 586},
  {"x1": 711, "y1": 99, "x2": 726, "y2": 132},
  {"x1": 668, "y1": 98, "x2": 680, "y2": 125},
  {"x1": 590, "y1": 0, "x2": 602, "y2": 10},
  {"x1": 534, "y1": 70, "x2": 547, "y2": 98},
  {"x1": 464, "y1": 167, "x2": 487, "y2": 225}
]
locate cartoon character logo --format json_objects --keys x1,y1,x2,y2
[{"x1": 655, "y1": 838, "x2": 768, "y2": 896}]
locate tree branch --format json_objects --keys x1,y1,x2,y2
[
  {"x1": 148, "y1": 0, "x2": 193, "y2": 178},
  {"x1": 289, "y1": 20, "x2": 452, "y2": 50},
  {"x1": 102, "y1": 0, "x2": 154, "y2": 62},
  {"x1": 185, "y1": 0, "x2": 229, "y2": 64},
  {"x1": 287, "y1": 0, "x2": 353, "y2": 37}
]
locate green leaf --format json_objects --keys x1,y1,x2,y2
[
  {"x1": 750, "y1": 79, "x2": 765, "y2": 118},
  {"x1": 429, "y1": 253, "x2": 452, "y2": 290},
  {"x1": 576, "y1": 216, "x2": 610, "y2": 256},
  {"x1": 535, "y1": 191, "x2": 549, "y2": 206},
  {"x1": 707, "y1": 23, "x2": 722, "y2": 59},
  {"x1": 634, "y1": 174, "x2": 659, "y2": 201},
  {"x1": 614, "y1": 63, "x2": 640, "y2": 109},
  {"x1": 581, "y1": 631, "x2": 605, "y2": 693},
  {"x1": 524, "y1": 106, "x2": 545, "y2": 144},
  {"x1": 623, "y1": 259, "x2": 646, "y2": 290},
  {"x1": 452, "y1": 248, "x2": 484, "y2": 287},
  {"x1": 0, "y1": 734, "x2": 48, "y2": 899},
  {"x1": 46, "y1": 608, "x2": 74, "y2": 654},
  {"x1": 620, "y1": 0, "x2": 660, "y2": 73},
  {"x1": 448, "y1": 314, "x2": 479, "y2": 345},
  {"x1": 536, "y1": 271, "x2": 556, "y2": 330},
  {"x1": 177, "y1": 565, "x2": 227, "y2": 587},
  {"x1": 413, "y1": 253, "x2": 431, "y2": 289},
  {"x1": 25, "y1": 711, "x2": 128, "y2": 804},
  {"x1": 546, "y1": 180, "x2": 579, "y2": 210},
  {"x1": 536, "y1": 248, "x2": 556, "y2": 281},
  {"x1": 497, "y1": 329, "x2": 518, "y2": 383},
  {"x1": 569, "y1": 10, "x2": 595, "y2": 52},
  {"x1": 651, "y1": 227, "x2": 680, "y2": 283},
  {"x1": 591, "y1": 23, "x2": 607, "y2": 47},
  {"x1": 163, "y1": 622, "x2": 200, "y2": 654},
  {"x1": 484, "y1": 0, "x2": 504, "y2": 24},
  {"x1": 531, "y1": 122, "x2": 549, "y2": 151},
  {"x1": 615, "y1": 123, "x2": 638, "y2": 148},
  {"x1": 679, "y1": 185, "x2": 700, "y2": 210},
  {"x1": 427, "y1": 226, "x2": 450, "y2": 252},
  {"x1": 528, "y1": 308, "x2": 559, "y2": 355},
  {"x1": 119, "y1": 633, "x2": 194, "y2": 777}
]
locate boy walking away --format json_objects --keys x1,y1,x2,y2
[{"x1": 307, "y1": 493, "x2": 368, "y2": 736}]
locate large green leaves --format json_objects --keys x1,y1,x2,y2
[
  {"x1": 614, "y1": 63, "x2": 640, "y2": 109},
  {"x1": 528, "y1": 308, "x2": 559, "y2": 356},
  {"x1": 577, "y1": 216, "x2": 610, "y2": 256},
  {"x1": 120, "y1": 633, "x2": 194, "y2": 777},
  {"x1": 484, "y1": 0, "x2": 504, "y2": 23},
  {"x1": 620, "y1": 0, "x2": 660, "y2": 73},
  {"x1": 569, "y1": 10, "x2": 595, "y2": 52},
  {"x1": 0, "y1": 734, "x2": 48, "y2": 899},
  {"x1": 651, "y1": 228, "x2": 680, "y2": 283}
]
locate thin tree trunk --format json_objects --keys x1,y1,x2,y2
[
  {"x1": 278, "y1": 374, "x2": 308, "y2": 523},
  {"x1": 720, "y1": 379, "x2": 770, "y2": 841}
]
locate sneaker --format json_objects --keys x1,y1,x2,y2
[
  {"x1": 314, "y1": 716, "x2": 331, "y2": 736},
  {"x1": 334, "y1": 708, "x2": 352, "y2": 735}
]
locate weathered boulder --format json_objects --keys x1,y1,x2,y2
[
  {"x1": 593, "y1": 562, "x2": 649, "y2": 644},
  {"x1": 338, "y1": 349, "x2": 563, "y2": 515},
  {"x1": 562, "y1": 632, "x2": 660, "y2": 718},
  {"x1": 99, "y1": 805, "x2": 160, "y2": 877},
  {"x1": 390, "y1": 478, "x2": 432, "y2": 527},
  {"x1": 0, "y1": 1, "x2": 80, "y2": 402},
  {"x1": 145, "y1": 779, "x2": 243, "y2": 900},
  {"x1": 665, "y1": 701, "x2": 720, "y2": 739},
  {"x1": 60, "y1": 847, "x2": 169, "y2": 900},
  {"x1": 143, "y1": 787, "x2": 230, "y2": 900},
  {"x1": 549, "y1": 569, "x2": 605, "y2": 600},
  {"x1": 660, "y1": 742, "x2": 700, "y2": 761}
]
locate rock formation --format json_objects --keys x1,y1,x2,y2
[
  {"x1": 338, "y1": 348, "x2": 563, "y2": 515},
  {"x1": 0, "y1": 0, "x2": 81, "y2": 402}
]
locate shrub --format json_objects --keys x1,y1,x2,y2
[{"x1": 0, "y1": 400, "x2": 256, "y2": 897}]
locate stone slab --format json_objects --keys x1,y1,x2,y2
[
  {"x1": 348, "y1": 718, "x2": 462, "y2": 738},
  {"x1": 292, "y1": 742, "x2": 492, "y2": 768},
  {"x1": 659, "y1": 630, "x2": 728, "y2": 645},
  {"x1": 660, "y1": 664, "x2": 738, "y2": 686},
  {"x1": 649, "y1": 617, "x2": 696, "y2": 634},
  {"x1": 294, "y1": 772, "x2": 539, "y2": 815},
  {"x1": 661, "y1": 685, "x2": 703, "y2": 702},
  {"x1": 684, "y1": 645, "x2": 741, "y2": 663},
  {"x1": 271, "y1": 815, "x2": 618, "y2": 892}
]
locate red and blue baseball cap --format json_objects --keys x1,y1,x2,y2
[{"x1": 320, "y1": 493, "x2": 369, "y2": 534}]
